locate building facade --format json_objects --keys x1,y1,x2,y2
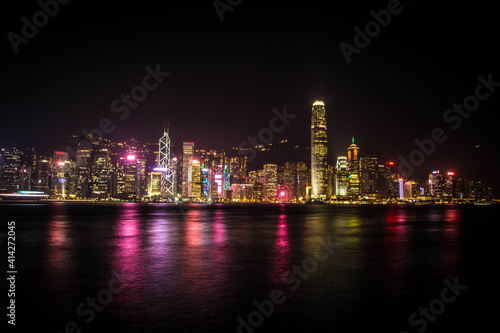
[{"x1": 311, "y1": 101, "x2": 328, "y2": 199}]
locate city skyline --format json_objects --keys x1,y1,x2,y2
[
  {"x1": 0, "y1": 122, "x2": 494, "y2": 201},
  {"x1": 1, "y1": 3, "x2": 497, "y2": 333},
  {"x1": 1, "y1": 1, "x2": 499, "y2": 193}
]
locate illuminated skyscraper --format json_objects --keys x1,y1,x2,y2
[
  {"x1": 360, "y1": 155, "x2": 378, "y2": 195},
  {"x1": 263, "y1": 163, "x2": 278, "y2": 202},
  {"x1": 192, "y1": 159, "x2": 201, "y2": 199},
  {"x1": 34, "y1": 158, "x2": 51, "y2": 193},
  {"x1": 0, "y1": 146, "x2": 22, "y2": 192},
  {"x1": 158, "y1": 124, "x2": 174, "y2": 198},
  {"x1": 20, "y1": 166, "x2": 31, "y2": 191},
  {"x1": 116, "y1": 153, "x2": 139, "y2": 199},
  {"x1": 52, "y1": 151, "x2": 69, "y2": 198},
  {"x1": 182, "y1": 142, "x2": 194, "y2": 198},
  {"x1": 443, "y1": 172, "x2": 455, "y2": 199},
  {"x1": 335, "y1": 156, "x2": 349, "y2": 196},
  {"x1": 429, "y1": 170, "x2": 444, "y2": 198},
  {"x1": 347, "y1": 138, "x2": 360, "y2": 196},
  {"x1": 283, "y1": 162, "x2": 297, "y2": 200},
  {"x1": 76, "y1": 148, "x2": 91, "y2": 168},
  {"x1": 296, "y1": 161, "x2": 308, "y2": 200},
  {"x1": 311, "y1": 100, "x2": 328, "y2": 199}
]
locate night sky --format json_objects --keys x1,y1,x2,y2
[{"x1": 1, "y1": 0, "x2": 499, "y2": 190}]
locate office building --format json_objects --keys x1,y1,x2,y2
[{"x1": 310, "y1": 100, "x2": 328, "y2": 199}]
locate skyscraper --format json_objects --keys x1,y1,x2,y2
[
  {"x1": 52, "y1": 151, "x2": 69, "y2": 198},
  {"x1": 158, "y1": 125, "x2": 174, "y2": 198},
  {"x1": 296, "y1": 161, "x2": 308, "y2": 200},
  {"x1": 191, "y1": 159, "x2": 201, "y2": 199},
  {"x1": 347, "y1": 138, "x2": 360, "y2": 196},
  {"x1": 182, "y1": 142, "x2": 194, "y2": 198},
  {"x1": 34, "y1": 158, "x2": 51, "y2": 193},
  {"x1": 263, "y1": 163, "x2": 278, "y2": 202},
  {"x1": 311, "y1": 100, "x2": 328, "y2": 199},
  {"x1": 360, "y1": 155, "x2": 378, "y2": 195},
  {"x1": 335, "y1": 156, "x2": 349, "y2": 196},
  {"x1": 283, "y1": 162, "x2": 297, "y2": 200}
]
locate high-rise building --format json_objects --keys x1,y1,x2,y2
[
  {"x1": 192, "y1": 159, "x2": 201, "y2": 199},
  {"x1": 116, "y1": 153, "x2": 138, "y2": 199},
  {"x1": 210, "y1": 165, "x2": 228, "y2": 200},
  {"x1": 76, "y1": 148, "x2": 91, "y2": 168},
  {"x1": 326, "y1": 164, "x2": 335, "y2": 197},
  {"x1": 443, "y1": 172, "x2": 456, "y2": 200},
  {"x1": 20, "y1": 166, "x2": 31, "y2": 191},
  {"x1": 335, "y1": 156, "x2": 349, "y2": 197},
  {"x1": 148, "y1": 172, "x2": 162, "y2": 196},
  {"x1": 51, "y1": 151, "x2": 69, "y2": 198},
  {"x1": 310, "y1": 100, "x2": 328, "y2": 199},
  {"x1": 263, "y1": 164, "x2": 278, "y2": 202},
  {"x1": 135, "y1": 157, "x2": 147, "y2": 198},
  {"x1": 182, "y1": 142, "x2": 194, "y2": 198},
  {"x1": 360, "y1": 155, "x2": 379, "y2": 195},
  {"x1": 229, "y1": 155, "x2": 248, "y2": 184},
  {"x1": 384, "y1": 161, "x2": 399, "y2": 199},
  {"x1": 429, "y1": 170, "x2": 444, "y2": 198},
  {"x1": 296, "y1": 161, "x2": 308, "y2": 200},
  {"x1": 201, "y1": 166, "x2": 209, "y2": 199},
  {"x1": 172, "y1": 156, "x2": 181, "y2": 197},
  {"x1": 158, "y1": 125, "x2": 174, "y2": 198},
  {"x1": 34, "y1": 158, "x2": 51, "y2": 193},
  {"x1": 284, "y1": 162, "x2": 297, "y2": 200},
  {"x1": 347, "y1": 138, "x2": 360, "y2": 196},
  {"x1": 0, "y1": 146, "x2": 22, "y2": 192},
  {"x1": 91, "y1": 151, "x2": 110, "y2": 197}
]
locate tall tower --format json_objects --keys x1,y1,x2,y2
[
  {"x1": 263, "y1": 164, "x2": 278, "y2": 202},
  {"x1": 159, "y1": 124, "x2": 174, "y2": 198},
  {"x1": 335, "y1": 156, "x2": 349, "y2": 196},
  {"x1": 311, "y1": 100, "x2": 328, "y2": 199},
  {"x1": 182, "y1": 141, "x2": 194, "y2": 198},
  {"x1": 347, "y1": 137, "x2": 360, "y2": 196}
]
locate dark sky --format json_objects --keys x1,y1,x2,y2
[{"x1": 1, "y1": 0, "x2": 499, "y2": 189}]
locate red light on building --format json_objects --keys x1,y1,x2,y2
[
  {"x1": 126, "y1": 154, "x2": 136, "y2": 161},
  {"x1": 447, "y1": 172, "x2": 455, "y2": 176},
  {"x1": 387, "y1": 161, "x2": 394, "y2": 166}
]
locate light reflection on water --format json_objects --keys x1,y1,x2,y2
[{"x1": 8, "y1": 203, "x2": 490, "y2": 332}]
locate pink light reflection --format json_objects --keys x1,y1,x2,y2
[
  {"x1": 113, "y1": 203, "x2": 141, "y2": 288},
  {"x1": 380, "y1": 207, "x2": 410, "y2": 297},
  {"x1": 271, "y1": 213, "x2": 291, "y2": 286},
  {"x1": 440, "y1": 207, "x2": 461, "y2": 276}
]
